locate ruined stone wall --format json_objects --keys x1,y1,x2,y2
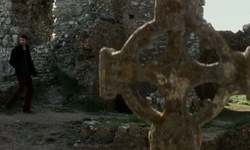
[
  {"x1": 11, "y1": 0, "x2": 53, "y2": 45},
  {"x1": 0, "y1": 0, "x2": 205, "y2": 87},
  {"x1": 11, "y1": 0, "x2": 54, "y2": 79},
  {"x1": 219, "y1": 30, "x2": 250, "y2": 52},
  {"x1": 0, "y1": 0, "x2": 17, "y2": 79},
  {"x1": 51, "y1": 0, "x2": 127, "y2": 91},
  {"x1": 51, "y1": 0, "x2": 205, "y2": 94},
  {"x1": 0, "y1": 0, "x2": 53, "y2": 80},
  {"x1": 1, "y1": 0, "x2": 249, "y2": 95}
]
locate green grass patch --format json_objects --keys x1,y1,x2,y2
[
  {"x1": 228, "y1": 95, "x2": 250, "y2": 106},
  {"x1": 61, "y1": 121, "x2": 83, "y2": 148},
  {"x1": 202, "y1": 98, "x2": 250, "y2": 133}
]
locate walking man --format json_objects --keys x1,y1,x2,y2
[{"x1": 3, "y1": 34, "x2": 37, "y2": 114}]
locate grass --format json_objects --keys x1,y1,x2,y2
[
  {"x1": 202, "y1": 94, "x2": 250, "y2": 133},
  {"x1": 55, "y1": 121, "x2": 83, "y2": 148},
  {"x1": 228, "y1": 95, "x2": 250, "y2": 106}
]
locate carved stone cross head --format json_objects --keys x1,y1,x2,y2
[{"x1": 99, "y1": 0, "x2": 250, "y2": 149}]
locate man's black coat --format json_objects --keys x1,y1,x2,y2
[{"x1": 9, "y1": 44, "x2": 37, "y2": 77}]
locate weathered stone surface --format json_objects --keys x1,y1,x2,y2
[
  {"x1": 0, "y1": 0, "x2": 53, "y2": 80},
  {"x1": 219, "y1": 30, "x2": 250, "y2": 52},
  {"x1": 1, "y1": 0, "x2": 249, "y2": 97},
  {"x1": 243, "y1": 23, "x2": 250, "y2": 34},
  {"x1": 75, "y1": 121, "x2": 250, "y2": 150},
  {"x1": 50, "y1": 0, "x2": 205, "y2": 95},
  {"x1": 0, "y1": 0, "x2": 250, "y2": 149},
  {"x1": 11, "y1": 0, "x2": 53, "y2": 45},
  {"x1": 74, "y1": 121, "x2": 149, "y2": 150},
  {"x1": 217, "y1": 124, "x2": 250, "y2": 150},
  {"x1": 99, "y1": 0, "x2": 250, "y2": 149},
  {"x1": 0, "y1": 80, "x2": 17, "y2": 104}
]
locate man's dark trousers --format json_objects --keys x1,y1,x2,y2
[{"x1": 5, "y1": 76, "x2": 33, "y2": 112}]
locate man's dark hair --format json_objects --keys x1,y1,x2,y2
[{"x1": 20, "y1": 34, "x2": 28, "y2": 40}]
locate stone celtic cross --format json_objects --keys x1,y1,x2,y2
[{"x1": 99, "y1": 0, "x2": 250, "y2": 149}]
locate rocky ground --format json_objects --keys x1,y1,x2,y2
[
  {"x1": 0, "y1": 85, "x2": 111, "y2": 150},
  {"x1": 1, "y1": 80, "x2": 250, "y2": 150}
]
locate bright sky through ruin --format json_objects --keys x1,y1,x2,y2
[{"x1": 204, "y1": 0, "x2": 250, "y2": 32}]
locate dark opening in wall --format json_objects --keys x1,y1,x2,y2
[
  {"x1": 114, "y1": 94, "x2": 132, "y2": 114},
  {"x1": 11, "y1": 0, "x2": 54, "y2": 45},
  {"x1": 128, "y1": 14, "x2": 134, "y2": 19}
]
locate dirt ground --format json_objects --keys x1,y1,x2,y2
[
  {"x1": 1, "y1": 83, "x2": 250, "y2": 150},
  {"x1": 0, "y1": 85, "x2": 108, "y2": 150}
]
